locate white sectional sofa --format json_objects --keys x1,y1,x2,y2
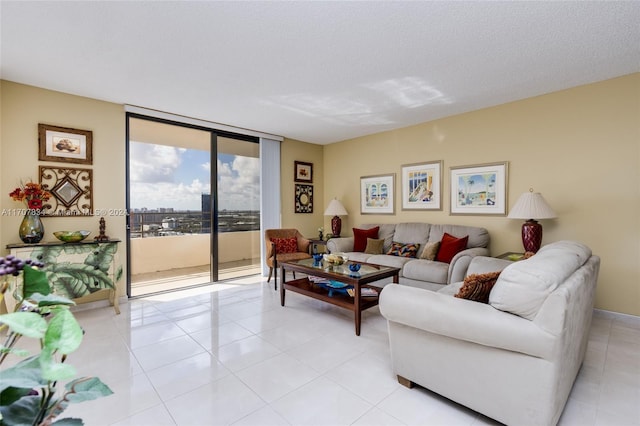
[
  {"x1": 379, "y1": 240, "x2": 600, "y2": 426},
  {"x1": 326, "y1": 222, "x2": 490, "y2": 290}
]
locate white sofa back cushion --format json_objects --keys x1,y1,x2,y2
[{"x1": 489, "y1": 240, "x2": 592, "y2": 320}]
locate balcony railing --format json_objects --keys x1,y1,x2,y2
[
  {"x1": 129, "y1": 211, "x2": 262, "y2": 295},
  {"x1": 129, "y1": 210, "x2": 260, "y2": 238}
]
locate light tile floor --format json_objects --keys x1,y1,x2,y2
[{"x1": 22, "y1": 275, "x2": 640, "y2": 425}]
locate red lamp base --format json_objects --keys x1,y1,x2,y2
[
  {"x1": 331, "y1": 215, "x2": 342, "y2": 238},
  {"x1": 522, "y1": 219, "x2": 543, "y2": 253}
]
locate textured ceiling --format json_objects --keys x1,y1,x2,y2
[{"x1": 1, "y1": 1, "x2": 639, "y2": 144}]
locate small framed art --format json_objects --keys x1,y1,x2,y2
[
  {"x1": 360, "y1": 173, "x2": 395, "y2": 215},
  {"x1": 450, "y1": 162, "x2": 509, "y2": 215},
  {"x1": 294, "y1": 161, "x2": 313, "y2": 183},
  {"x1": 38, "y1": 124, "x2": 93, "y2": 165},
  {"x1": 295, "y1": 184, "x2": 313, "y2": 213},
  {"x1": 401, "y1": 160, "x2": 443, "y2": 210}
]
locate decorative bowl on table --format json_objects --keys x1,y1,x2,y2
[
  {"x1": 53, "y1": 230, "x2": 91, "y2": 243},
  {"x1": 323, "y1": 253, "x2": 348, "y2": 265},
  {"x1": 348, "y1": 263, "x2": 361, "y2": 272}
]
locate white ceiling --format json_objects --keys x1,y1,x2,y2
[{"x1": 2, "y1": 1, "x2": 639, "y2": 145}]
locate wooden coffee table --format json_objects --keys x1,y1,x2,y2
[{"x1": 280, "y1": 258, "x2": 400, "y2": 335}]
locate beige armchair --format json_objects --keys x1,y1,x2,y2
[{"x1": 265, "y1": 229, "x2": 311, "y2": 290}]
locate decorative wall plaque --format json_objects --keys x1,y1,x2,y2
[
  {"x1": 295, "y1": 184, "x2": 313, "y2": 213},
  {"x1": 39, "y1": 166, "x2": 93, "y2": 216}
]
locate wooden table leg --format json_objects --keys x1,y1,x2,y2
[
  {"x1": 354, "y1": 284, "x2": 361, "y2": 336},
  {"x1": 110, "y1": 289, "x2": 120, "y2": 314},
  {"x1": 280, "y1": 265, "x2": 286, "y2": 306}
]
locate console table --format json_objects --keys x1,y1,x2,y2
[{"x1": 6, "y1": 239, "x2": 122, "y2": 314}]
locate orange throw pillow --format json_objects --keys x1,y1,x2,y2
[
  {"x1": 455, "y1": 271, "x2": 501, "y2": 304},
  {"x1": 436, "y1": 233, "x2": 469, "y2": 263}
]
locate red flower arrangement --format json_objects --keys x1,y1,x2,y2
[{"x1": 9, "y1": 181, "x2": 51, "y2": 211}]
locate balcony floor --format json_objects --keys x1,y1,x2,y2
[{"x1": 130, "y1": 258, "x2": 262, "y2": 297}]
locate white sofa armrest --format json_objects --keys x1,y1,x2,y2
[
  {"x1": 326, "y1": 237, "x2": 354, "y2": 253},
  {"x1": 379, "y1": 284, "x2": 557, "y2": 360},
  {"x1": 447, "y1": 247, "x2": 490, "y2": 283}
]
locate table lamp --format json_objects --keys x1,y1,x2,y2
[
  {"x1": 507, "y1": 188, "x2": 556, "y2": 253},
  {"x1": 324, "y1": 198, "x2": 348, "y2": 237}
]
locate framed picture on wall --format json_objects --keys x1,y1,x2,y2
[
  {"x1": 294, "y1": 161, "x2": 313, "y2": 183},
  {"x1": 360, "y1": 173, "x2": 395, "y2": 215},
  {"x1": 38, "y1": 124, "x2": 93, "y2": 165},
  {"x1": 450, "y1": 161, "x2": 509, "y2": 215},
  {"x1": 295, "y1": 184, "x2": 313, "y2": 213},
  {"x1": 401, "y1": 160, "x2": 443, "y2": 210}
]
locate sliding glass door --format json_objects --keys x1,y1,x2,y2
[{"x1": 126, "y1": 115, "x2": 260, "y2": 297}]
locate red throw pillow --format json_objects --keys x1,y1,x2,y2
[
  {"x1": 272, "y1": 237, "x2": 298, "y2": 253},
  {"x1": 353, "y1": 227, "x2": 379, "y2": 252},
  {"x1": 436, "y1": 233, "x2": 469, "y2": 263}
]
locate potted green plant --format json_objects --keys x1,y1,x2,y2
[{"x1": 0, "y1": 255, "x2": 113, "y2": 425}]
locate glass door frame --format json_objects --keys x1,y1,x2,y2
[{"x1": 125, "y1": 112, "x2": 259, "y2": 297}]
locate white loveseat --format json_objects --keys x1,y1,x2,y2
[
  {"x1": 379, "y1": 241, "x2": 600, "y2": 426},
  {"x1": 326, "y1": 223, "x2": 490, "y2": 290}
]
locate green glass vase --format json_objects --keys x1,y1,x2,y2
[{"x1": 19, "y1": 211, "x2": 44, "y2": 244}]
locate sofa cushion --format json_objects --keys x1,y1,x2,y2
[
  {"x1": 436, "y1": 233, "x2": 469, "y2": 263},
  {"x1": 429, "y1": 224, "x2": 489, "y2": 249},
  {"x1": 402, "y1": 259, "x2": 449, "y2": 284},
  {"x1": 392, "y1": 223, "x2": 431, "y2": 256},
  {"x1": 455, "y1": 271, "x2": 501, "y2": 303},
  {"x1": 344, "y1": 252, "x2": 371, "y2": 262},
  {"x1": 365, "y1": 238, "x2": 385, "y2": 254},
  {"x1": 489, "y1": 240, "x2": 592, "y2": 320},
  {"x1": 437, "y1": 280, "x2": 464, "y2": 296},
  {"x1": 365, "y1": 254, "x2": 414, "y2": 275},
  {"x1": 272, "y1": 237, "x2": 298, "y2": 253},
  {"x1": 387, "y1": 241, "x2": 420, "y2": 258},
  {"x1": 419, "y1": 241, "x2": 440, "y2": 260},
  {"x1": 353, "y1": 227, "x2": 379, "y2": 252}
]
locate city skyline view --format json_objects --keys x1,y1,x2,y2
[{"x1": 129, "y1": 141, "x2": 260, "y2": 211}]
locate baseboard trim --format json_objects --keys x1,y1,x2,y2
[
  {"x1": 594, "y1": 308, "x2": 640, "y2": 322},
  {"x1": 70, "y1": 296, "x2": 127, "y2": 313}
]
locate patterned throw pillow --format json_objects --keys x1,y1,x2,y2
[
  {"x1": 272, "y1": 237, "x2": 298, "y2": 254},
  {"x1": 419, "y1": 241, "x2": 440, "y2": 260},
  {"x1": 455, "y1": 271, "x2": 501, "y2": 304},
  {"x1": 364, "y1": 238, "x2": 385, "y2": 254},
  {"x1": 387, "y1": 241, "x2": 420, "y2": 258}
]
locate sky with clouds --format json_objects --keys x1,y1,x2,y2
[{"x1": 129, "y1": 142, "x2": 259, "y2": 211}]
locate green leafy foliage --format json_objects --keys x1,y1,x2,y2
[
  {"x1": 28, "y1": 243, "x2": 118, "y2": 300},
  {"x1": 65, "y1": 377, "x2": 114, "y2": 403},
  {"x1": 83, "y1": 244, "x2": 117, "y2": 273},
  {"x1": 45, "y1": 263, "x2": 114, "y2": 299},
  {"x1": 0, "y1": 312, "x2": 47, "y2": 338},
  {"x1": 23, "y1": 265, "x2": 51, "y2": 298},
  {"x1": 0, "y1": 287, "x2": 113, "y2": 425}
]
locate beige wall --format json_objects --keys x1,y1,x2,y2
[
  {"x1": 321, "y1": 74, "x2": 640, "y2": 316},
  {"x1": 279, "y1": 138, "x2": 325, "y2": 238},
  {"x1": 3, "y1": 75, "x2": 638, "y2": 317},
  {"x1": 1, "y1": 81, "x2": 127, "y2": 300}
]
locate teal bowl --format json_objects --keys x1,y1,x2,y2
[{"x1": 53, "y1": 230, "x2": 91, "y2": 243}]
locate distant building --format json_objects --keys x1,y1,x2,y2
[{"x1": 201, "y1": 193, "x2": 211, "y2": 233}]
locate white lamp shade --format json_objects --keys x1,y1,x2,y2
[
  {"x1": 508, "y1": 191, "x2": 556, "y2": 220},
  {"x1": 324, "y1": 199, "x2": 348, "y2": 216}
]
